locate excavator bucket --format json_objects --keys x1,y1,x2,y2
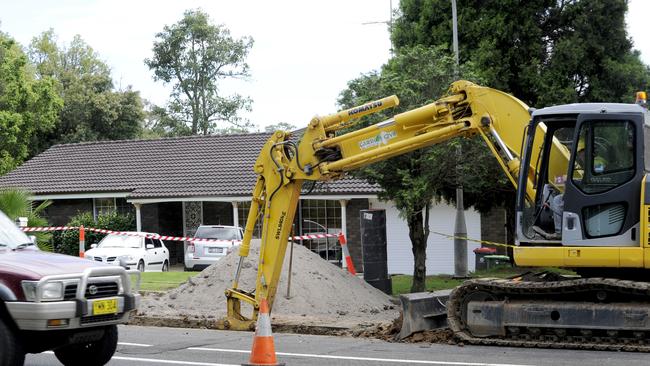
[{"x1": 398, "y1": 290, "x2": 451, "y2": 339}]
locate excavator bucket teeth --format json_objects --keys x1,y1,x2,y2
[{"x1": 398, "y1": 290, "x2": 451, "y2": 339}]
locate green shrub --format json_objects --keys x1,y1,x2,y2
[
  {"x1": 52, "y1": 211, "x2": 136, "y2": 255},
  {"x1": 0, "y1": 188, "x2": 53, "y2": 251}
]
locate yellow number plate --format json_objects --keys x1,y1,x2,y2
[{"x1": 92, "y1": 299, "x2": 118, "y2": 315}]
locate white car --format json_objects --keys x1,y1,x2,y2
[
  {"x1": 184, "y1": 225, "x2": 243, "y2": 271},
  {"x1": 84, "y1": 232, "x2": 170, "y2": 272}
]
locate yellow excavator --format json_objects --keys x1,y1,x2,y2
[{"x1": 221, "y1": 80, "x2": 650, "y2": 351}]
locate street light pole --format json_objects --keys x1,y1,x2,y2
[
  {"x1": 451, "y1": 0, "x2": 468, "y2": 278},
  {"x1": 451, "y1": 0, "x2": 459, "y2": 79}
]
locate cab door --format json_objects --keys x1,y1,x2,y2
[{"x1": 562, "y1": 113, "x2": 644, "y2": 247}]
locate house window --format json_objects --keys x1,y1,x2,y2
[
  {"x1": 116, "y1": 198, "x2": 134, "y2": 216},
  {"x1": 94, "y1": 198, "x2": 115, "y2": 218},
  {"x1": 94, "y1": 197, "x2": 134, "y2": 219},
  {"x1": 300, "y1": 199, "x2": 341, "y2": 234},
  {"x1": 236, "y1": 199, "x2": 343, "y2": 254},
  {"x1": 300, "y1": 199, "x2": 341, "y2": 264},
  {"x1": 237, "y1": 201, "x2": 263, "y2": 238}
]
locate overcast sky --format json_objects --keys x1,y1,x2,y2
[{"x1": 1, "y1": 0, "x2": 648, "y2": 130}]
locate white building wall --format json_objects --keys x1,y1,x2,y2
[{"x1": 369, "y1": 199, "x2": 481, "y2": 275}]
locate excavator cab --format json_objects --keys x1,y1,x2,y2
[{"x1": 516, "y1": 104, "x2": 648, "y2": 252}]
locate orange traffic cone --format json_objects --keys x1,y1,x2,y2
[
  {"x1": 338, "y1": 232, "x2": 356, "y2": 275},
  {"x1": 243, "y1": 298, "x2": 284, "y2": 366}
]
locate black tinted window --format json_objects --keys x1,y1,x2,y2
[{"x1": 571, "y1": 120, "x2": 635, "y2": 194}]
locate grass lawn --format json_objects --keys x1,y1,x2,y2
[
  {"x1": 136, "y1": 266, "x2": 575, "y2": 294},
  {"x1": 391, "y1": 266, "x2": 576, "y2": 295},
  {"x1": 139, "y1": 271, "x2": 199, "y2": 291}
]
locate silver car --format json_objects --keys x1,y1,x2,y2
[{"x1": 184, "y1": 225, "x2": 243, "y2": 271}]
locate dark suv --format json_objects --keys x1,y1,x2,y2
[{"x1": 0, "y1": 210, "x2": 140, "y2": 366}]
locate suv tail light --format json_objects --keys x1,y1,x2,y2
[{"x1": 187, "y1": 243, "x2": 195, "y2": 253}]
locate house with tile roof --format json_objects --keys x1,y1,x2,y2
[{"x1": 0, "y1": 133, "x2": 505, "y2": 274}]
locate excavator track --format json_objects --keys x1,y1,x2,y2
[{"x1": 447, "y1": 277, "x2": 650, "y2": 352}]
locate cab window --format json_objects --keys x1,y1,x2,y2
[{"x1": 571, "y1": 120, "x2": 635, "y2": 194}]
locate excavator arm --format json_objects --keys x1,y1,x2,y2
[{"x1": 220, "y1": 80, "x2": 570, "y2": 330}]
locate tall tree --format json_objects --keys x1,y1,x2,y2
[
  {"x1": 145, "y1": 9, "x2": 254, "y2": 135},
  {"x1": 0, "y1": 32, "x2": 62, "y2": 174},
  {"x1": 339, "y1": 46, "x2": 509, "y2": 292},
  {"x1": 392, "y1": 0, "x2": 650, "y2": 107},
  {"x1": 141, "y1": 102, "x2": 192, "y2": 138},
  {"x1": 28, "y1": 30, "x2": 144, "y2": 150}
]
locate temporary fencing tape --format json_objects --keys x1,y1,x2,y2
[
  {"x1": 429, "y1": 230, "x2": 515, "y2": 249},
  {"x1": 21, "y1": 226, "x2": 341, "y2": 244},
  {"x1": 22, "y1": 226, "x2": 513, "y2": 248}
]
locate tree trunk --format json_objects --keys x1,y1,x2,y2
[{"x1": 407, "y1": 207, "x2": 427, "y2": 292}]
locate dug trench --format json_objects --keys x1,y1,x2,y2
[{"x1": 132, "y1": 239, "x2": 455, "y2": 344}]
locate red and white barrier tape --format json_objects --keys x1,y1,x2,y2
[
  {"x1": 22, "y1": 226, "x2": 76, "y2": 232},
  {"x1": 21, "y1": 226, "x2": 341, "y2": 243}
]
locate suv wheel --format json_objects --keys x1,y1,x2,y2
[
  {"x1": 0, "y1": 317, "x2": 25, "y2": 366},
  {"x1": 137, "y1": 260, "x2": 145, "y2": 272},
  {"x1": 162, "y1": 260, "x2": 169, "y2": 272},
  {"x1": 54, "y1": 324, "x2": 118, "y2": 366}
]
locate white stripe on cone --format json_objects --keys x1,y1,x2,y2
[{"x1": 255, "y1": 313, "x2": 273, "y2": 337}]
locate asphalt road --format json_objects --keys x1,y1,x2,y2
[{"x1": 25, "y1": 325, "x2": 650, "y2": 366}]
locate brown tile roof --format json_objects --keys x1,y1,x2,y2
[{"x1": 0, "y1": 133, "x2": 380, "y2": 198}]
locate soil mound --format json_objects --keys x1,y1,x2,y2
[{"x1": 139, "y1": 239, "x2": 399, "y2": 328}]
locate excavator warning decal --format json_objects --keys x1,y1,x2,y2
[{"x1": 359, "y1": 130, "x2": 397, "y2": 150}]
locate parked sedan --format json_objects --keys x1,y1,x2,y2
[
  {"x1": 85, "y1": 233, "x2": 170, "y2": 272},
  {"x1": 184, "y1": 225, "x2": 243, "y2": 271}
]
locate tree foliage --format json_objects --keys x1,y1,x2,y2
[
  {"x1": 264, "y1": 122, "x2": 297, "y2": 133},
  {"x1": 52, "y1": 211, "x2": 135, "y2": 256},
  {"x1": 0, "y1": 32, "x2": 62, "y2": 174},
  {"x1": 392, "y1": 0, "x2": 650, "y2": 107},
  {"x1": 145, "y1": 9, "x2": 254, "y2": 135},
  {"x1": 141, "y1": 102, "x2": 192, "y2": 138},
  {"x1": 28, "y1": 30, "x2": 144, "y2": 150},
  {"x1": 339, "y1": 45, "x2": 509, "y2": 291},
  {"x1": 0, "y1": 188, "x2": 53, "y2": 251}
]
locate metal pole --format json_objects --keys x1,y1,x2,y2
[
  {"x1": 451, "y1": 0, "x2": 459, "y2": 79},
  {"x1": 454, "y1": 146, "x2": 468, "y2": 277},
  {"x1": 451, "y1": 0, "x2": 467, "y2": 277},
  {"x1": 286, "y1": 225, "x2": 295, "y2": 299}
]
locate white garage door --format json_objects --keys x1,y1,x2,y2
[{"x1": 369, "y1": 199, "x2": 482, "y2": 275}]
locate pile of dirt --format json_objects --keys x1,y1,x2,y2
[{"x1": 139, "y1": 239, "x2": 399, "y2": 330}]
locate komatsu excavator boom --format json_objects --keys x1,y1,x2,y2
[
  {"x1": 221, "y1": 80, "x2": 650, "y2": 352},
  {"x1": 220, "y1": 80, "x2": 566, "y2": 330}
]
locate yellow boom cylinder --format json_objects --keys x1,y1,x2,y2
[{"x1": 318, "y1": 95, "x2": 399, "y2": 131}]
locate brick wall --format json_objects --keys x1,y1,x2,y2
[
  {"x1": 346, "y1": 198, "x2": 369, "y2": 272},
  {"x1": 480, "y1": 207, "x2": 507, "y2": 254},
  {"x1": 42, "y1": 199, "x2": 93, "y2": 225}
]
